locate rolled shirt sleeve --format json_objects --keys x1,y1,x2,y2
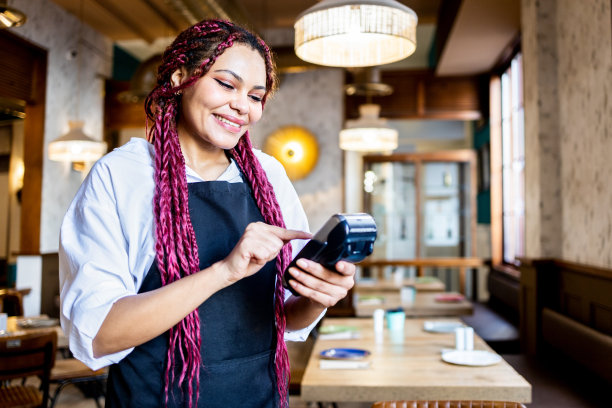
[{"x1": 60, "y1": 160, "x2": 139, "y2": 369}]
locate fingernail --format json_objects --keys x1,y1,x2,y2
[
  {"x1": 297, "y1": 259, "x2": 308, "y2": 269},
  {"x1": 291, "y1": 268, "x2": 300, "y2": 277}
]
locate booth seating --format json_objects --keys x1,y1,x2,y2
[{"x1": 519, "y1": 258, "x2": 612, "y2": 384}]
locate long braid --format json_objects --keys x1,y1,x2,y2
[
  {"x1": 231, "y1": 135, "x2": 291, "y2": 407},
  {"x1": 144, "y1": 19, "x2": 287, "y2": 407}
]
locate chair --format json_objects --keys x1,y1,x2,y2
[
  {"x1": 372, "y1": 402, "x2": 526, "y2": 408},
  {"x1": 0, "y1": 289, "x2": 24, "y2": 317},
  {"x1": 48, "y1": 358, "x2": 107, "y2": 408},
  {"x1": 0, "y1": 331, "x2": 57, "y2": 408}
]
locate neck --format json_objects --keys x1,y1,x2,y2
[{"x1": 179, "y1": 134, "x2": 231, "y2": 181}]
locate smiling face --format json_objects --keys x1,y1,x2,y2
[{"x1": 172, "y1": 44, "x2": 267, "y2": 151}]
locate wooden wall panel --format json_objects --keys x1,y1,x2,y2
[{"x1": 344, "y1": 69, "x2": 485, "y2": 121}]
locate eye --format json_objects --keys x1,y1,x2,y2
[
  {"x1": 249, "y1": 94, "x2": 263, "y2": 103},
  {"x1": 214, "y1": 79, "x2": 233, "y2": 90}
]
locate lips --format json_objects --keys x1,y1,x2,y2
[{"x1": 214, "y1": 114, "x2": 245, "y2": 133}]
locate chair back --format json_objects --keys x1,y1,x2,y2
[
  {"x1": 0, "y1": 331, "x2": 57, "y2": 407},
  {"x1": 372, "y1": 402, "x2": 527, "y2": 408},
  {"x1": 0, "y1": 289, "x2": 24, "y2": 316}
]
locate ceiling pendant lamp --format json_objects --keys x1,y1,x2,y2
[
  {"x1": 48, "y1": 121, "x2": 107, "y2": 164},
  {"x1": 49, "y1": 0, "x2": 106, "y2": 170},
  {"x1": 0, "y1": 0, "x2": 27, "y2": 28},
  {"x1": 339, "y1": 104, "x2": 398, "y2": 152},
  {"x1": 294, "y1": 0, "x2": 418, "y2": 68}
]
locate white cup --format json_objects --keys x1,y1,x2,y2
[
  {"x1": 464, "y1": 326, "x2": 474, "y2": 350},
  {"x1": 454, "y1": 327, "x2": 466, "y2": 350},
  {"x1": 373, "y1": 308, "x2": 385, "y2": 333},
  {"x1": 454, "y1": 326, "x2": 474, "y2": 351},
  {"x1": 386, "y1": 309, "x2": 406, "y2": 332}
]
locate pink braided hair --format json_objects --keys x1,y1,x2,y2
[{"x1": 144, "y1": 19, "x2": 289, "y2": 407}]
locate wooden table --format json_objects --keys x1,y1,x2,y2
[
  {"x1": 6, "y1": 315, "x2": 68, "y2": 349},
  {"x1": 359, "y1": 258, "x2": 485, "y2": 299},
  {"x1": 301, "y1": 317, "x2": 531, "y2": 404},
  {"x1": 354, "y1": 292, "x2": 473, "y2": 317},
  {"x1": 355, "y1": 277, "x2": 446, "y2": 293}
]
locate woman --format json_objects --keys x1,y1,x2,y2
[{"x1": 59, "y1": 19, "x2": 355, "y2": 408}]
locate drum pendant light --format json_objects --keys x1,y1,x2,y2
[
  {"x1": 294, "y1": 0, "x2": 418, "y2": 68},
  {"x1": 48, "y1": 0, "x2": 106, "y2": 169},
  {"x1": 339, "y1": 104, "x2": 398, "y2": 152}
]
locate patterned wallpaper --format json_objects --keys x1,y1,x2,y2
[
  {"x1": 250, "y1": 69, "x2": 345, "y2": 231},
  {"x1": 521, "y1": 0, "x2": 612, "y2": 268},
  {"x1": 8, "y1": 0, "x2": 112, "y2": 253}
]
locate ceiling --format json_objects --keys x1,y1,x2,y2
[{"x1": 47, "y1": 0, "x2": 520, "y2": 76}]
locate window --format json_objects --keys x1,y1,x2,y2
[{"x1": 491, "y1": 52, "x2": 525, "y2": 265}]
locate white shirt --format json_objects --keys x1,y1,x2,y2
[{"x1": 59, "y1": 138, "x2": 323, "y2": 370}]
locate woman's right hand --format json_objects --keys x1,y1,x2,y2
[{"x1": 217, "y1": 222, "x2": 311, "y2": 285}]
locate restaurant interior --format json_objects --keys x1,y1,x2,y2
[{"x1": 0, "y1": 0, "x2": 610, "y2": 407}]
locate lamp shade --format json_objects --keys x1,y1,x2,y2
[
  {"x1": 339, "y1": 104, "x2": 398, "y2": 152},
  {"x1": 0, "y1": 1, "x2": 26, "y2": 28},
  {"x1": 294, "y1": 0, "x2": 417, "y2": 68},
  {"x1": 49, "y1": 121, "x2": 107, "y2": 163}
]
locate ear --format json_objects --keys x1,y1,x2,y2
[{"x1": 170, "y1": 67, "x2": 188, "y2": 88}]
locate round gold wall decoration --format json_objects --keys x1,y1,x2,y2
[{"x1": 263, "y1": 125, "x2": 319, "y2": 180}]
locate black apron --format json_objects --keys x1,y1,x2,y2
[{"x1": 106, "y1": 179, "x2": 280, "y2": 407}]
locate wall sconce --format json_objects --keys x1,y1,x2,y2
[
  {"x1": 48, "y1": 121, "x2": 107, "y2": 171},
  {"x1": 263, "y1": 125, "x2": 319, "y2": 180},
  {"x1": 0, "y1": 0, "x2": 27, "y2": 28}
]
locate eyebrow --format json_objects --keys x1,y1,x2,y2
[{"x1": 213, "y1": 69, "x2": 266, "y2": 91}]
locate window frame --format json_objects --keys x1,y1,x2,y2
[{"x1": 490, "y1": 46, "x2": 525, "y2": 268}]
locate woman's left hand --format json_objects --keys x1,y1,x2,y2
[{"x1": 286, "y1": 259, "x2": 356, "y2": 308}]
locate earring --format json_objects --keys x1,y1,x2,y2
[{"x1": 175, "y1": 90, "x2": 182, "y2": 96}]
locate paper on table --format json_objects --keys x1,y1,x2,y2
[
  {"x1": 319, "y1": 359, "x2": 371, "y2": 370},
  {"x1": 318, "y1": 331, "x2": 360, "y2": 340}
]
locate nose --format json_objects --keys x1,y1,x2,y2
[{"x1": 229, "y1": 92, "x2": 249, "y2": 115}]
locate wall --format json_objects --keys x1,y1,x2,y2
[
  {"x1": 521, "y1": 0, "x2": 612, "y2": 268},
  {"x1": 8, "y1": 0, "x2": 112, "y2": 253},
  {"x1": 250, "y1": 69, "x2": 345, "y2": 231}
]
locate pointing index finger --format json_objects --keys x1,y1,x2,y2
[{"x1": 267, "y1": 225, "x2": 312, "y2": 242}]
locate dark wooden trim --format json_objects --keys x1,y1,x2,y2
[
  {"x1": 541, "y1": 259, "x2": 612, "y2": 280},
  {"x1": 363, "y1": 149, "x2": 476, "y2": 164},
  {"x1": 491, "y1": 34, "x2": 522, "y2": 76},
  {"x1": 434, "y1": 0, "x2": 464, "y2": 67}
]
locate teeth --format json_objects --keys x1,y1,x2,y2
[{"x1": 216, "y1": 115, "x2": 240, "y2": 128}]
